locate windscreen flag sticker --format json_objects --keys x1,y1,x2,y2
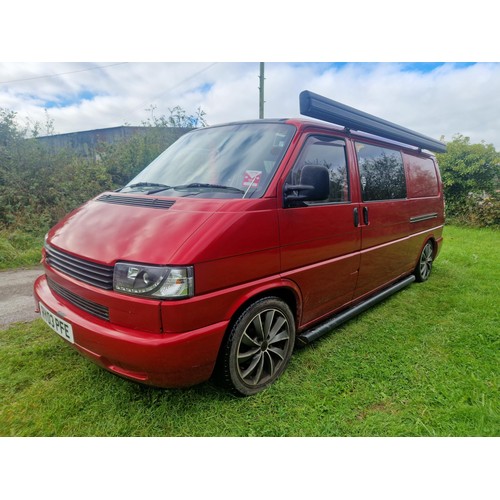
[{"x1": 243, "y1": 170, "x2": 262, "y2": 188}]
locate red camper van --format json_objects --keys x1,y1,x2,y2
[{"x1": 34, "y1": 91, "x2": 446, "y2": 396}]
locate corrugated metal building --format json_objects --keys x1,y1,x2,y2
[{"x1": 36, "y1": 126, "x2": 190, "y2": 159}]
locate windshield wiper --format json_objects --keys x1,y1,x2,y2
[
  {"x1": 172, "y1": 183, "x2": 245, "y2": 194},
  {"x1": 122, "y1": 182, "x2": 172, "y2": 193},
  {"x1": 123, "y1": 182, "x2": 245, "y2": 196}
]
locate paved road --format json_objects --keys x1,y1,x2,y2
[{"x1": 0, "y1": 266, "x2": 44, "y2": 329}]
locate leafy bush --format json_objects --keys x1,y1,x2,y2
[
  {"x1": 98, "y1": 127, "x2": 186, "y2": 186},
  {"x1": 437, "y1": 135, "x2": 500, "y2": 226},
  {"x1": 0, "y1": 136, "x2": 112, "y2": 232},
  {"x1": 452, "y1": 191, "x2": 500, "y2": 228},
  {"x1": 0, "y1": 108, "x2": 192, "y2": 235}
]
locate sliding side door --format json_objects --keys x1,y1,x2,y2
[{"x1": 353, "y1": 141, "x2": 414, "y2": 298}]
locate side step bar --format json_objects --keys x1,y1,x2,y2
[{"x1": 297, "y1": 275, "x2": 416, "y2": 345}]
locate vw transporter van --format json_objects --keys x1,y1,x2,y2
[{"x1": 34, "y1": 91, "x2": 446, "y2": 396}]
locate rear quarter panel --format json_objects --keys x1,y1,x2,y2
[{"x1": 403, "y1": 152, "x2": 445, "y2": 261}]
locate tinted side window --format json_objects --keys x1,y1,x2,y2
[
  {"x1": 355, "y1": 142, "x2": 406, "y2": 201},
  {"x1": 403, "y1": 153, "x2": 439, "y2": 198},
  {"x1": 289, "y1": 136, "x2": 349, "y2": 204}
]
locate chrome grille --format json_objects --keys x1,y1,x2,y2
[
  {"x1": 45, "y1": 244, "x2": 114, "y2": 290},
  {"x1": 96, "y1": 194, "x2": 175, "y2": 209},
  {"x1": 48, "y1": 278, "x2": 110, "y2": 321}
]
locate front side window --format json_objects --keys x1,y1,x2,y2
[
  {"x1": 122, "y1": 122, "x2": 296, "y2": 199},
  {"x1": 356, "y1": 142, "x2": 407, "y2": 201},
  {"x1": 287, "y1": 135, "x2": 349, "y2": 204}
]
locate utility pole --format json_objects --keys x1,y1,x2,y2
[{"x1": 259, "y1": 62, "x2": 265, "y2": 119}]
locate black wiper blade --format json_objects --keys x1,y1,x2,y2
[
  {"x1": 122, "y1": 182, "x2": 170, "y2": 189},
  {"x1": 123, "y1": 182, "x2": 172, "y2": 191},
  {"x1": 173, "y1": 183, "x2": 244, "y2": 194}
]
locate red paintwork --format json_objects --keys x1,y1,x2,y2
[
  {"x1": 34, "y1": 277, "x2": 225, "y2": 387},
  {"x1": 34, "y1": 118, "x2": 445, "y2": 388},
  {"x1": 48, "y1": 198, "x2": 225, "y2": 266}
]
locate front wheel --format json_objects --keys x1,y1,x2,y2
[
  {"x1": 415, "y1": 241, "x2": 434, "y2": 282},
  {"x1": 218, "y1": 297, "x2": 296, "y2": 396}
]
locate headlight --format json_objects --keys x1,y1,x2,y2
[{"x1": 113, "y1": 263, "x2": 194, "y2": 299}]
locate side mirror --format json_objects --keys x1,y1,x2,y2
[{"x1": 284, "y1": 164, "x2": 329, "y2": 205}]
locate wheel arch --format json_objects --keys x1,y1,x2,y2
[
  {"x1": 428, "y1": 236, "x2": 438, "y2": 257},
  {"x1": 213, "y1": 281, "x2": 302, "y2": 376},
  {"x1": 413, "y1": 235, "x2": 438, "y2": 268},
  {"x1": 225, "y1": 282, "x2": 301, "y2": 336}
]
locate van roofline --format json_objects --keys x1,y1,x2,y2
[
  {"x1": 199, "y1": 118, "x2": 291, "y2": 129},
  {"x1": 192, "y1": 110, "x2": 441, "y2": 156}
]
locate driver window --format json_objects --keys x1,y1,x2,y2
[{"x1": 288, "y1": 135, "x2": 349, "y2": 204}]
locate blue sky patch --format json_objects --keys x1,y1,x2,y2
[
  {"x1": 288, "y1": 62, "x2": 478, "y2": 73},
  {"x1": 43, "y1": 90, "x2": 97, "y2": 108},
  {"x1": 193, "y1": 82, "x2": 213, "y2": 93},
  {"x1": 400, "y1": 62, "x2": 477, "y2": 72}
]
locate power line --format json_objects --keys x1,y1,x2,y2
[
  {"x1": 0, "y1": 62, "x2": 129, "y2": 85},
  {"x1": 130, "y1": 62, "x2": 219, "y2": 114}
]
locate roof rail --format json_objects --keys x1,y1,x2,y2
[{"x1": 299, "y1": 90, "x2": 447, "y2": 153}]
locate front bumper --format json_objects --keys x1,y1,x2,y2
[{"x1": 34, "y1": 275, "x2": 227, "y2": 388}]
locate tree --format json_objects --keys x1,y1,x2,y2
[
  {"x1": 142, "y1": 105, "x2": 207, "y2": 128},
  {"x1": 437, "y1": 134, "x2": 499, "y2": 226}
]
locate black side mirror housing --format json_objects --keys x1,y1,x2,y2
[{"x1": 284, "y1": 164, "x2": 329, "y2": 205}]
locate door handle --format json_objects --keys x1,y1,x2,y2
[
  {"x1": 363, "y1": 206, "x2": 369, "y2": 225},
  {"x1": 353, "y1": 207, "x2": 359, "y2": 227}
]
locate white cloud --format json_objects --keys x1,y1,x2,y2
[{"x1": 1, "y1": 62, "x2": 499, "y2": 149}]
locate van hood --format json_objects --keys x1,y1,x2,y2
[{"x1": 48, "y1": 194, "x2": 223, "y2": 266}]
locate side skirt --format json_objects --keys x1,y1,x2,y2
[{"x1": 297, "y1": 275, "x2": 416, "y2": 345}]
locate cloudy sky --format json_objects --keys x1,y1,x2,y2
[
  {"x1": 2, "y1": 1, "x2": 499, "y2": 150},
  {"x1": 1, "y1": 61, "x2": 499, "y2": 149}
]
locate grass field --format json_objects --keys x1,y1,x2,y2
[
  {"x1": 0, "y1": 225, "x2": 498, "y2": 436},
  {"x1": 0, "y1": 230, "x2": 44, "y2": 270}
]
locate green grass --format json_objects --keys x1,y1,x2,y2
[
  {"x1": 0, "y1": 230, "x2": 44, "y2": 270},
  {"x1": 0, "y1": 225, "x2": 498, "y2": 436}
]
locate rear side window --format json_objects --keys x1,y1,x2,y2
[
  {"x1": 404, "y1": 153, "x2": 439, "y2": 198},
  {"x1": 288, "y1": 135, "x2": 349, "y2": 204},
  {"x1": 355, "y1": 142, "x2": 406, "y2": 201}
]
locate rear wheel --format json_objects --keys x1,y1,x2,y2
[
  {"x1": 415, "y1": 241, "x2": 434, "y2": 282},
  {"x1": 219, "y1": 297, "x2": 295, "y2": 396}
]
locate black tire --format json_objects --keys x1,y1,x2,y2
[
  {"x1": 414, "y1": 241, "x2": 434, "y2": 282},
  {"x1": 218, "y1": 297, "x2": 295, "y2": 396}
]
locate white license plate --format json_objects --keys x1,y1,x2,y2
[{"x1": 39, "y1": 302, "x2": 74, "y2": 343}]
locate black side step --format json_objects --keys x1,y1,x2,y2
[{"x1": 297, "y1": 275, "x2": 416, "y2": 346}]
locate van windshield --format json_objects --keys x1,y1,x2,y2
[{"x1": 121, "y1": 122, "x2": 296, "y2": 199}]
